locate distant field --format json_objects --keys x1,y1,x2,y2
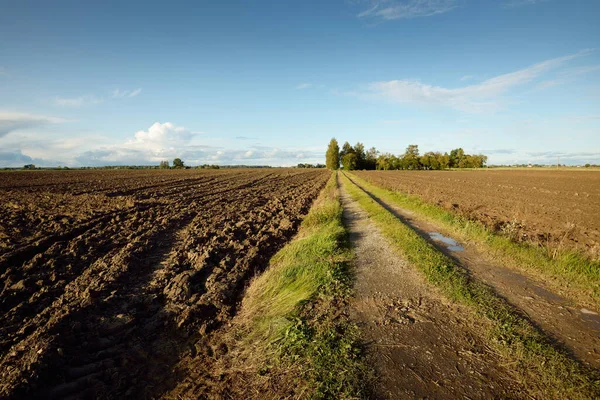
[{"x1": 353, "y1": 169, "x2": 600, "y2": 259}]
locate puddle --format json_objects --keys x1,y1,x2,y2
[
  {"x1": 530, "y1": 284, "x2": 565, "y2": 303},
  {"x1": 428, "y1": 232, "x2": 464, "y2": 252},
  {"x1": 580, "y1": 309, "x2": 600, "y2": 330}
]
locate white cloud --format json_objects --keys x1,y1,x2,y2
[
  {"x1": 80, "y1": 123, "x2": 321, "y2": 167},
  {"x1": 124, "y1": 122, "x2": 197, "y2": 156},
  {"x1": 364, "y1": 50, "x2": 591, "y2": 112},
  {"x1": 503, "y1": 0, "x2": 549, "y2": 8},
  {"x1": 0, "y1": 119, "x2": 324, "y2": 167},
  {"x1": 50, "y1": 88, "x2": 141, "y2": 108},
  {"x1": 112, "y1": 88, "x2": 142, "y2": 98},
  {"x1": 0, "y1": 111, "x2": 66, "y2": 137},
  {"x1": 536, "y1": 80, "x2": 560, "y2": 90},
  {"x1": 53, "y1": 95, "x2": 103, "y2": 108},
  {"x1": 459, "y1": 75, "x2": 473, "y2": 81},
  {"x1": 296, "y1": 83, "x2": 312, "y2": 89},
  {"x1": 358, "y1": 0, "x2": 458, "y2": 20},
  {"x1": 560, "y1": 64, "x2": 600, "y2": 77}
]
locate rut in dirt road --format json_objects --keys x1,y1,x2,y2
[
  {"x1": 346, "y1": 174, "x2": 600, "y2": 368},
  {"x1": 339, "y1": 178, "x2": 525, "y2": 399}
]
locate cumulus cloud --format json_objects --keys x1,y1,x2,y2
[
  {"x1": 53, "y1": 95, "x2": 103, "y2": 108},
  {"x1": 112, "y1": 88, "x2": 142, "y2": 98},
  {"x1": 124, "y1": 122, "x2": 197, "y2": 156},
  {"x1": 358, "y1": 0, "x2": 458, "y2": 20},
  {"x1": 363, "y1": 50, "x2": 591, "y2": 112},
  {"x1": 0, "y1": 119, "x2": 323, "y2": 167},
  {"x1": 0, "y1": 111, "x2": 66, "y2": 137}
]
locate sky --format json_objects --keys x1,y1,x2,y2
[{"x1": 0, "y1": 0, "x2": 599, "y2": 167}]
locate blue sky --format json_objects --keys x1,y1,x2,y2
[{"x1": 1, "y1": 0, "x2": 599, "y2": 167}]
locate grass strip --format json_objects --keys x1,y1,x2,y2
[
  {"x1": 237, "y1": 172, "x2": 370, "y2": 399},
  {"x1": 341, "y1": 172, "x2": 599, "y2": 400},
  {"x1": 349, "y1": 172, "x2": 600, "y2": 310}
]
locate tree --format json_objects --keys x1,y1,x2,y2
[
  {"x1": 365, "y1": 147, "x2": 378, "y2": 170},
  {"x1": 402, "y1": 144, "x2": 421, "y2": 170},
  {"x1": 23, "y1": 164, "x2": 36, "y2": 170},
  {"x1": 376, "y1": 153, "x2": 397, "y2": 170},
  {"x1": 173, "y1": 158, "x2": 184, "y2": 169},
  {"x1": 341, "y1": 153, "x2": 358, "y2": 171},
  {"x1": 449, "y1": 148, "x2": 465, "y2": 168},
  {"x1": 420, "y1": 152, "x2": 438, "y2": 170},
  {"x1": 354, "y1": 142, "x2": 366, "y2": 169},
  {"x1": 325, "y1": 138, "x2": 340, "y2": 170},
  {"x1": 340, "y1": 141, "x2": 354, "y2": 159},
  {"x1": 159, "y1": 160, "x2": 170, "y2": 169},
  {"x1": 438, "y1": 152, "x2": 450, "y2": 169},
  {"x1": 479, "y1": 154, "x2": 488, "y2": 168}
]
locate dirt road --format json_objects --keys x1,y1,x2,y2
[
  {"x1": 340, "y1": 178, "x2": 524, "y2": 399},
  {"x1": 346, "y1": 174, "x2": 600, "y2": 369}
]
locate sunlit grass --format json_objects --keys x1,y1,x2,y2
[{"x1": 237, "y1": 172, "x2": 370, "y2": 398}]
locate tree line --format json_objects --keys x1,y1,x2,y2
[{"x1": 326, "y1": 139, "x2": 488, "y2": 171}]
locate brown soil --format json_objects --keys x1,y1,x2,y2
[
  {"x1": 0, "y1": 168, "x2": 330, "y2": 399},
  {"x1": 353, "y1": 170, "x2": 600, "y2": 260},
  {"x1": 346, "y1": 175, "x2": 600, "y2": 369},
  {"x1": 339, "y1": 178, "x2": 525, "y2": 399}
]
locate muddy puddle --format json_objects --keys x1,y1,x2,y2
[{"x1": 428, "y1": 232, "x2": 464, "y2": 252}]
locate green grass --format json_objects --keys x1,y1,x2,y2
[
  {"x1": 349, "y1": 172, "x2": 600, "y2": 310},
  {"x1": 237, "y1": 172, "x2": 370, "y2": 399},
  {"x1": 341, "y1": 172, "x2": 600, "y2": 399}
]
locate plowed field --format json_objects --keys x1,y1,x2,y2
[
  {"x1": 353, "y1": 170, "x2": 600, "y2": 259},
  {"x1": 0, "y1": 168, "x2": 329, "y2": 398}
]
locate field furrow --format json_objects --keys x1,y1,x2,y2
[{"x1": 0, "y1": 169, "x2": 329, "y2": 399}]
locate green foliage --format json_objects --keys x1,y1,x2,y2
[
  {"x1": 298, "y1": 163, "x2": 326, "y2": 168},
  {"x1": 23, "y1": 164, "x2": 36, "y2": 170},
  {"x1": 325, "y1": 138, "x2": 340, "y2": 170},
  {"x1": 341, "y1": 153, "x2": 358, "y2": 171},
  {"x1": 172, "y1": 158, "x2": 184, "y2": 168},
  {"x1": 340, "y1": 141, "x2": 354, "y2": 159},
  {"x1": 334, "y1": 142, "x2": 377, "y2": 171},
  {"x1": 365, "y1": 147, "x2": 378, "y2": 170},
  {"x1": 332, "y1": 140, "x2": 487, "y2": 171},
  {"x1": 375, "y1": 146, "x2": 484, "y2": 170},
  {"x1": 401, "y1": 144, "x2": 421, "y2": 170},
  {"x1": 196, "y1": 164, "x2": 220, "y2": 169},
  {"x1": 159, "y1": 160, "x2": 170, "y2": 169}
]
